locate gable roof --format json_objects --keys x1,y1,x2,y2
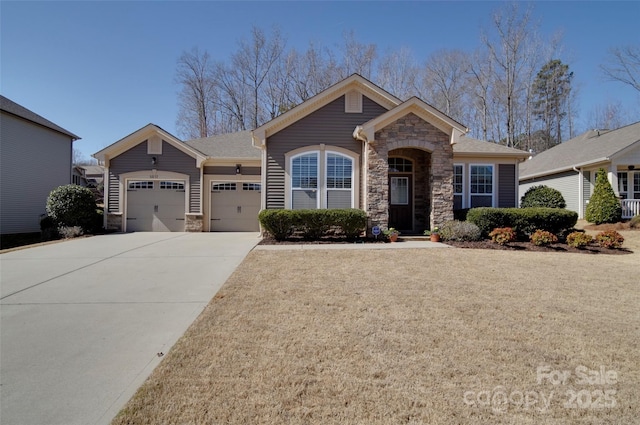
[
  {"x1": 253, "y1": 74, "x2": 401, "y2": 146},
  {"x1": 0, "y1": 95, "x2": 80, "y2": 140},
  {"x1": 355, "y1": 97, "x2": 468, "y2": 145},
  {"x1": 454, "y1": 137, "x2": 530, "y2": 158},
  {"x1": 93, "y1": 123, "x2": 207, "y2": 166},
  {"x1": 185, "y1": 130, "x2": 260, "y2": 159},
  {"x1": 519, "y1": 121, "x2": 640, "y2": 179}
]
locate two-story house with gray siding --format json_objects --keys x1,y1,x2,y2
[
  {"x1": 96, "y1": 75, "x2": 529, "y2": 234},
  {"x1": 0, "y1": 95, "x2": 80, "y2": 235}
]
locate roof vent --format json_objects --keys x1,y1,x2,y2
[{"x1": 345, "y1": 90, "x2": 362, "y2": 113}]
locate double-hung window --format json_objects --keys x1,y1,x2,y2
[
  {"x1": 470, "y1": 165, "x2": 493, "y2": 207},
  {"x1": 291, "y1": 152, "x2": 319, "y2": 209},
  {"x1": 326, "y1": 153, "x2": 353, "y2": 208},
  {"x1": 290, "y1": 150, "x2": 354, "y2": 209},
  {"x1": 453, "y1": 164, "x2": 464, "y2": 209}
]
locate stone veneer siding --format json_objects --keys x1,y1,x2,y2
[
  {"x1": 369, "y1": 113, "x2": 454, "y2": 230},
  {"x1": 185, "y1": 214, "x2": 203, "y2": 232},
  {"x1": 106, "y1": 213, "x2": 123, "y2": 232}
]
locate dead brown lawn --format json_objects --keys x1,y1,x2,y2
[{"x1": 113, "y1": 231, "x2": 640, "y2": 425}]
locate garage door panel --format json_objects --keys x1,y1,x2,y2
[
  {"x1": 211, "y1": 182, "x2": 260, "y2": 232},
  {"x1": 126, "y1": 181, "x2": 185, "y2": 232}
]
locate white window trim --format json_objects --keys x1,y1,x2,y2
[
  {"x1": 285, "y1": 145, "x2": 360, "y2": 209},
  {"x1": 325, "y1": 151, "x2": 355, "y2": 209},
  {"x1": 469, "y1": 163, "x2": 495, "y2": 208},
  {"x1": 453, "y1": 163, "x2": 465, "y2": 195},
  {"x1": 289, "y1": 150, "x2": 321, "y2": 209}
]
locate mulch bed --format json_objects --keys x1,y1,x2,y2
[
  {"x1": 259, "y1": 235, "x2": 632, "y2": 254},
  {"x1": 445, "y1": 239, "x2": 632, "y2": 255}
]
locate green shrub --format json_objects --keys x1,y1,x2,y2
[
  {"x1": 46, "y1": 185, "x2": 98, "y2": 232},
  {"x1": 630, "y1": 215, "x2": 640, "y2": 228},
  {"x1": 439, "y1": 220, "x2": 482, "y2": 241},
  {"x1": 529, "y1": 229, "x2": 558, "y2": 246},
  {"x1": 520, "y1": 185, "x2": 566, "y2": 208},
  {"x1": 489, "y1": 227, "x2": 516, "y2": 245},
  {"x1": 585, "y1": 168, "x2": 622, "y2": 224},
  {"x1": 595, "y1": 230, "x2": 624, "y2": 249},
  {"x1": 467, "y1": 207, "x2": 578, "y2": 238},
  {"x1": 566, "y1": 231, "x2": 593, "y2": 248},
  {"x1": 258, "y1": 209, "x2": 367, "y2": 241},
  {"x1": 258, "y1": 209, "x2": 299, "y2": 240},
  {"x1": 327, "y1": 209, "x2": 367, "y2": 239},
  {"x1": 39, "y1": 215, "x2": 59, "y2": 241},
  {"x1": 296, "y1": 209, "x2": 331, "y2": 240}
]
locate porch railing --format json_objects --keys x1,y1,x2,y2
[{"x1": 621, "y1": 199, "x2": 640, "y2": 219}]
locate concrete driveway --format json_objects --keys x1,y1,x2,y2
[{"x1": 0, "y1": 232, "x2": 259, "y2": 425}]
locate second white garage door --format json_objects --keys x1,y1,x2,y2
[
  {"x1": 210, "y1": 182, "x2": 260, "y2": 231},
  {"x1": 126, "y1": 180, "x2": 186, "y2": 232}
]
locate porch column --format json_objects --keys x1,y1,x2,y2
[
  {"x1": 430, "y1": 145, "x2": 454, "y2": 228},
  {"x1": 367, "y1": 142, "x2": 389, "y2": 230}
]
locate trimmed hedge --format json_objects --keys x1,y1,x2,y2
[
  {"x1": 520, "y1": 185, "x2": 566, "y2": 208},
  {"x1": 467, "y1": 207, "x2": 578, "y2": 238},
  {"x1": 258, "y1": 208, "x2": 367, "y2": 241}
]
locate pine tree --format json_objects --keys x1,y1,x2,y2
[
  {"x1": 585, "y1": 168, "x2": 622, "y2": 224},
  {"x1": 532, "y1": 59, "x2": 573, "y2": 150}
]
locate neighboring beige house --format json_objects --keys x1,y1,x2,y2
[
  {"x1": 96, "y1": 75, "x2": 529, "y2": 233},
  {"x1": 519, "y1": 121, "x2": 640, "y2": 219},
  {"x1": 0, "y1": 95, "x2": 80, "y2": 234}
]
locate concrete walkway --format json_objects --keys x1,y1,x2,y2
[{"x1": 0, "y1": 232, "x2": 259, "y2": 425}]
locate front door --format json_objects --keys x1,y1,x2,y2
[{"x1": 389, "y1": 174, "x2": 412, "y2": 231}]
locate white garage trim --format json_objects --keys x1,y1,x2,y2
[{"x1": 120, "y1": 170, "x2": 189, "y2": 232}]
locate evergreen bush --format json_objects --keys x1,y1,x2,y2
[
  {"x1": 45, "y1": 185, "x2": 98, "y2": 232},
  {"x1": 585, "y1": 168, "x2": 622, "y2": 224},
  {"x1": 520, "y1": 185, "x2": 566, "y2": 208}
]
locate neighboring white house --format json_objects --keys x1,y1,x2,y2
[
  {"x1": 519, "y1": 121, "x2": 640, "y2": 219},
  {"x1": 0, "y1": 95, "x2": 80, "y2": 234}
]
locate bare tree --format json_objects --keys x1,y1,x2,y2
[
  {"x1": 586, "y1": 101, "x2": 630, "y2": 130},
  {"x1": 233, "y1": 26, "x2": 286, "y2": 129},
  {"x1": 601, "y1": 45, "x2": 640, "y2": 92},
  {"x1": 466, "y1": 50, "x2": 495, "y2": 141},
  {"x1": 175, "y1": 48, "x2": 217, "y2": 139},
  {"x1": 72, "y1": 148, "x2": 95, "y2": 166},
  {"x1": 377, "y1": 47, "x2": 417, "y2": 101},
  {"x1": 339, "y1": 31, "x2": 377, "y2": 79},
  {"x1": 416, "y1": 49, "x2": 470, "y2": 123},
  {"x1": 482, "y1": 3, "x2": 536, "y2": 146}
]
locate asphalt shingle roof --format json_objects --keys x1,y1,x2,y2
[
  {"x1": 519, "y1": 121, "x2": 640, "y2": 179},
  {"x1": 454, "y1": 137, "x2": 530, "y2": 156},
  {"x1": 184, "y1": 130, "x2": 260, "y2": 159},
  {"x1": 0, "y1": 95, "x2": 80, "y2": 140}
]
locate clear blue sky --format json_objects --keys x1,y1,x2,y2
[{"x1": 2, "y1": 1, "x2": 639, "y2": 160}]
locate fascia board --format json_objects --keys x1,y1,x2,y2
[{"x1": 519, "y1": 158, "x2": 611, "y2": 180}]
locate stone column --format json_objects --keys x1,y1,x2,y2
[
  {"x1": 429, "y1": 146, "x2": 454, "y2": 228},
  {"x1": 185, "y1": 214, "x2": 204, "y2": 232},
  {"x1": 366, "y1": 141, "x2": 389, "y2": 230}
]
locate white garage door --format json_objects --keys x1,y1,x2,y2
[
  {"x1": 126, "y1": 180, "x2": 186, "y2": 232},
  {"x1": 210, "y1": 182, "x2": 260, "y2": 231}
]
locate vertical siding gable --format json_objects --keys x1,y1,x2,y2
[
  {"x1": 108, "y1": 141, "x2": 200, "y2": 213},
  {"x1": 266, "y1": 95, "x2": 388, "y2": 208}
]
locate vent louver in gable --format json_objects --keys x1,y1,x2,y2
[
  {"x1": 147, "y1": 135, "x2": 162, "y2": 155},
  {"x1": 345, "y1": 90, "x2": 363, "y2": 113}
]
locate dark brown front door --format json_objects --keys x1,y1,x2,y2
[{"x1": 389, "y1": 174, "x2": 412, "y2": 231}]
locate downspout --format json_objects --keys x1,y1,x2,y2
[
  {"x1": 353, "y1": 126, "x2": 368, "y2": 213},
  {"x1": 574, "y1": 166, "x2": 583, "y2": 219}
]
